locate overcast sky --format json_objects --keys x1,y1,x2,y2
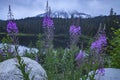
[{"x1": 0, "y1": 0, "x2": 120, "y2": 20}]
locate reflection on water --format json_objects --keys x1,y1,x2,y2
[{"x1": 0, "y1": 34, "x2": 68, "y2": 48}]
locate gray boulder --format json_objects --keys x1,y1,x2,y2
[
  {"x1": 87, "y1": 68, "x2": 120, "y2": 80},
  {"x1": 95, "y1": 68, "x2": 120, "y2": 80},
  {"x1": 0, "y1": 57, "x2": 47, "y2": 80}
]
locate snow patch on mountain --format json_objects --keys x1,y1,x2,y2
[{"x1": 36, "y1": 10, "x2": 91, "y2": 18}]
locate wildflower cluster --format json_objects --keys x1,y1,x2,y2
[
  {"x1": 69, "y1": 25, "x2": 81, "y2": 47},
  {"x1": 7, "y1": 20, "x2": 18, "y2": 33},
  {"x1": 90, "y1": 27, "x2": 107, "y2": 76},
  {"x1": 75, "y1": 50, "x2": 85, "y2": 61},
  {"x1": 91, "y1": 34, "x2": 107, "y2": 53},
  {"x1": 69, "y1": 25, "x2": 81, "y2": 35},
  {"x1": 6, "y1": 20, "x2": 19, "y2": 47},
  {"x1": 43, "y1": 14, "x2": 54, "y2": 48},
  {"x1": 75, "y1": 50, "x2": 85, "y2": 67},
  {"x1": 43, "y1": 15, "x2": 54, "y2": 27}
]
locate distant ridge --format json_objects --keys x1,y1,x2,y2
[{"x1": 36, "y1": 10, "x2": 91, "y2": 18}]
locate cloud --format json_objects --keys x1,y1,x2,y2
[
  {"x1": 0, "y1": 0, "x2": 45, "y2": 20},
  {"x1": 0, "y1": 0, "x2": 120, "y2": 20}
]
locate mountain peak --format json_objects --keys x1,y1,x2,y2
[{"x1": 36, "y1": 10, "x2": 91, "y2": 18}]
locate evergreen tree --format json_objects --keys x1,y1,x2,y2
[{"x1": 109, "y1": 8, "x2": 114, "y2": 16}]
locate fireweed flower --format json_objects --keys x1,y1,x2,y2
[
  {"x1": 69, "y1": 25, "x2": 81, "y2": 47},
  {"x1": 69, "y1": 25, "x2": 81, "y2": 35},
  {"x1": 42, "y1": 15, "x2": 54, "y2": 48},
  {"x1": 90, "y1": 29, "x2": 107, "y2": 76},
  {"x1": 7, "y1": 20, "x2": 19, "y2": 33},
  {"x1": 6, "y1": 20, "x2": 19, "y2": 56},
  {"x1": 75, "y1": 50, "x2": 85, "y2": 61},
  {"x1": 43, "y1": 15, "x2": 54, "y2": 27},
  {"x1": 91, "y1": 34, "x2": 107, "y2": 53}
]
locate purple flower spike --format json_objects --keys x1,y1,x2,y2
[
  {"x1": 7, "y1": 21, "x2": 19, "y2": 33},
  {"x1": 69, "y1": 25, "x2": 81, "y2": 47},
  {"x1": 91, "y1": 34, "x2": 107, "y2": 53},
  {"x1": 42, "y1": 14, "x2": 54, "y2": 48},
  {"x1": 75, "y1": 50, "x2": 85, "y2": 61},
  {"x1": 69, "y1": 25, "x2": 81, "y2": 35},
  {"x1": 43, "y1": 15, "x2": 54, "y2": 27}
]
